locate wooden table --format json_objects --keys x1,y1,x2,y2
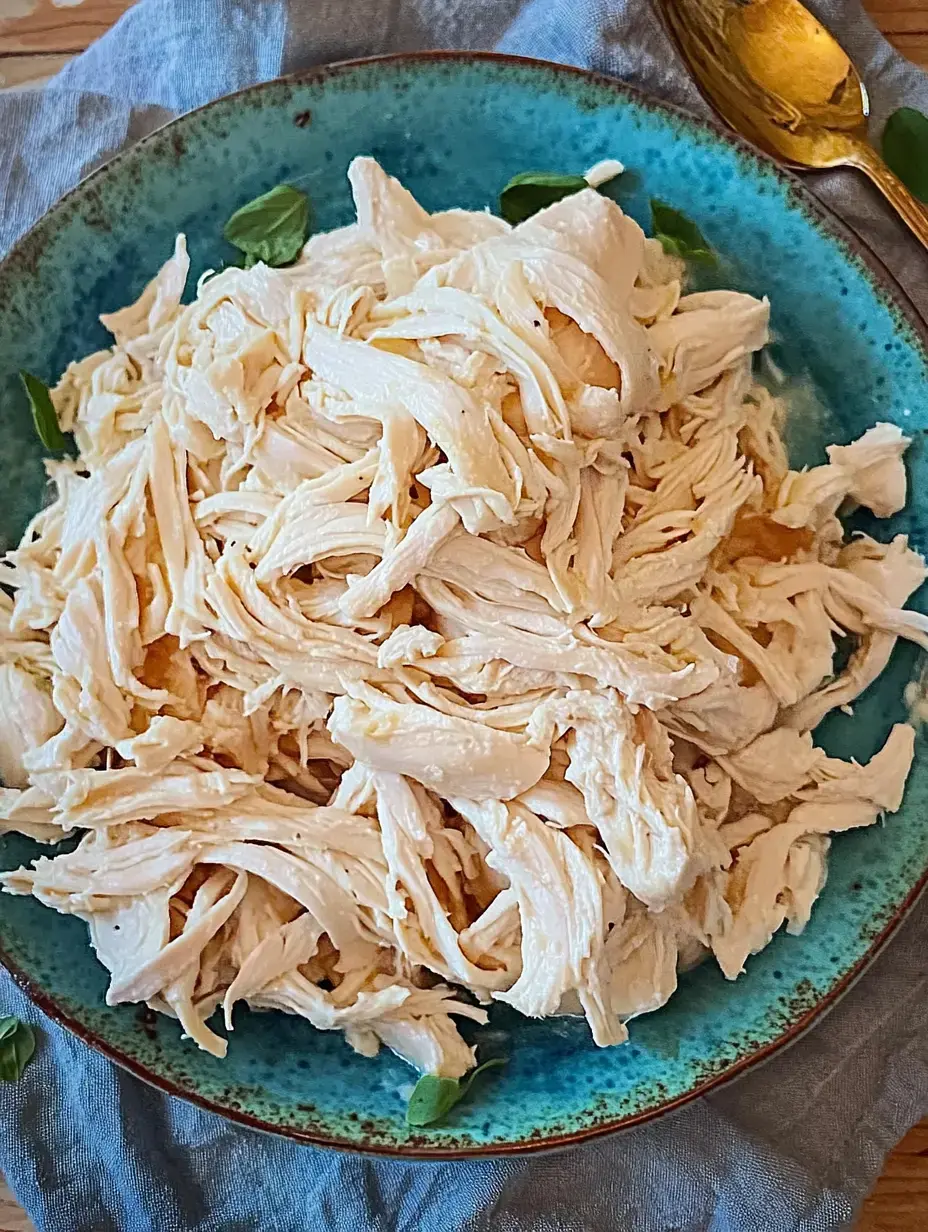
[{"x1": 0, "y1": 2, "x2": 925, "y2": 1230}]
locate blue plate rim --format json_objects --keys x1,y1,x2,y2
[{"x1": 1, "y1": 49, "x2": 926, "y2": 1158}]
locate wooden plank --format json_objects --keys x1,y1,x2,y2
[
  {"x1": 864, "y1": 0, "x2": 928, "y2": 35},
  {"x1": 0, "y1": 52, "x2": 71, "y2": 89},
  {"x1": 0, "y1": 0, "x2": 134, "y2": 56},
  {"x1": 888, "y1": 32, "x2": 928, "y2": 66},
  {"x1": 858, "y1": 1123, "x2": 928, "y2": 1231},
  {"x1": 863, "y1": 0, "x2": 928, "y2": 65},
  {"x1": 0, "y1": 1180, "x2": 34, "y2": 1232}
]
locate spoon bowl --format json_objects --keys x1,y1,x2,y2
[
  {"x1": 658, "y1": 0, "x2": 928, "y2": 246},
  {"x1": 726, "y1": 0, "x2": 864, "y2": 124}
]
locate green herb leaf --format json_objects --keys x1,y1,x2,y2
[
  {"x1": 20, "y1": 371, "x2": 68, "y2": 452},
  {"x1": 650, "y1": 199, "x2": 716, "y2": 266},
  {"x1": 405, "y1": 1076, "x2": 462, "y2": 1127},
  {"x1": 222, "y1": 184, "x2": 310, "y2": 268},
  {"x1": 499, "y1": 172, "x2": 589, "y2": 225},
  {"x1": 406, "y1": 1057, "x2": 506, "y2": 1127},
  {"x1": 882, "y1": 107, "x2": 928, "y2": 204},
  {"x1": 0, "y1": 1017, "x2": 35, "y2": 1082}
]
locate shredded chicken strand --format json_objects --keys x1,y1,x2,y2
[{"x1": 0, "y1": 159, "x2": 921, "y2": 1078}]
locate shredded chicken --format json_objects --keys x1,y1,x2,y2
[{"x1": 0, "y1": 159, "x2": 922, "y2": 1080}]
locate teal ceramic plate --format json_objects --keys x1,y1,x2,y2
[{"x1": 1, "y1": 53, "x2": 927, "y2": 1157}]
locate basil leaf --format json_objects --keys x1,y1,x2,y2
[
  {"x1": 20, "y1": 370, "x2": 68, "y2": 452},
  {"x1": 499, "y1": 172, "x2": 589, "y2": 225},
  {"x1": 406, "y1": 1076, "x2": 463, "y2": 1127},
  {"x1": 0, "y1": 1017, "x2": 35, "y2": 1082},
  {"x1": 882, "y1": 107, "x2": 928, "y2": 204},
  {"x1": 223, "y1": 184, "x2": 310, "y2": 268},
  {"x1": 460, "y1": 1056, "x2": 506, "y2": 1093},
  {"x1": 406, "y1": 1057, "x2": 506, "y2": 1127},
  {"x1": 650, "y1": 199, "x2": 716, "y2": 266}
]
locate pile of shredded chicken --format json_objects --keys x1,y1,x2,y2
[{"x1": 0, "y1": 158, "x2": 924, "y2": 1079}]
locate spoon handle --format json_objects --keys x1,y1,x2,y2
[{"x1": 844, "y1": 141, "x2": 928, "y2": 251}]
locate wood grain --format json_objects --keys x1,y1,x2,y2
[
  {"x1": 0, "y1": 1180, "x2": 33, "y2": 1232},
  {"x1": 858, "y1": 1123, "x2": 928, "y2": 1232},
  {"x1": 865, "y1": 0, "x2": 928, "y2": 66},
  {"x1": 865, "y1": 0, "x2": 928, "y2": 35},
  {"x1": 885, "y1": 32, "x2": 928, "y2": 63},
  {"x1": 0, "y1": 2, "x2": 925, "y2": 1231},
  {"x1": 0, "y1": 52, "x2": 71, "y2": 89},
  {"x1": 0, "y1": 0, "x2": 134, "y2": 56}
]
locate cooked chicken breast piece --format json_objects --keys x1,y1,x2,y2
[{"x1": 1, "y1": 158, "x2": 922, "y2": 1082}]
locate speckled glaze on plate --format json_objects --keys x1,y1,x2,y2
[{"x1": 1, "y1": 53, "x2": 927, "y2": 1158}]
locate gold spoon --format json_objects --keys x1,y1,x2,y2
[{"x1": 657, "y1": 0, "x2": 928, "y2": 249}]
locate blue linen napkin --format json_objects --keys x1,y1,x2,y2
[{"x1": 0, "y1": 3, "x2": 926, "y2": 1229}]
